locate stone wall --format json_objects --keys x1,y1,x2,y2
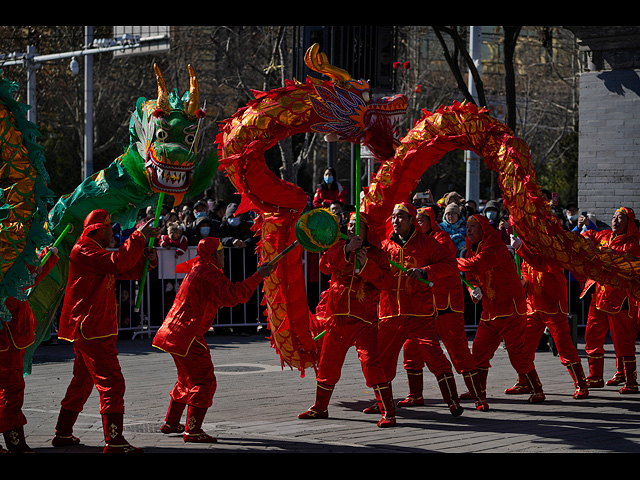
[
  {"x1": 577, "y1": 68, "x2": 640, "y2": 222},
  {"x1": 566, "y1": 26, "x2": 640, "y2": 223}
]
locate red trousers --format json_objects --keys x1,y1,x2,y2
[
  {"x1": 585, "y1": 304, "x2": 639, "y2": 358},
  {"x1": 378, "y1": 315, "x2": 453, "y2": 382},
  {"x1": 0, "y1": 343, "x2": 27, "y2": 432},
  {"x1": 403, "y1": 311, "x2": 476, "y2": 374},
  {"x1": 472, "y1": 313, "x2": 534, "y2": 374},
  {"x1": 524, "y1": 310, "x2": 581, "y2": 365},
  {"x1": 60, "y1": 336, "x2": 126, "y2": 414},
  {"x1": 169, "y1": 340, "x2": 217, "y2": 409},
  {"x1": 316, "y1": 316, "x2": 387, "y2": 388}
]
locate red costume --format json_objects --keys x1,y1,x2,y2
[
  {"x1": 0, "y1": 248, "x2": 57, "y2": 453},
  {"x1": 299, "y1": 213, "x2": 397, "y2": 427},
  {"x1": 153, "y1": 236, "x2": 265, "y2": 442},
  {"x1": 457, "y1": 214, "x2": 545, "y2": 403},
  {"x1": 400, "y1": 207, "x2": 487, "y2": 410},
  {"x1": 312, "y1": 184, "x2": 347, "y2": 208},
  {"x1": 580, "y1": 207, "x2": 640, "y2": 393},
  {"x1": 510, "y1": 237, "x2": 588, "y2": 399},
  {"x1": 53, "y1": 209, "x2": 157, "y2": 453},
  {"x1": 159, "y1": 231, "x2": 188, "y2": 257},
  {"x1": 374, "y1": 203, "x2": 466, "y2": 416}
]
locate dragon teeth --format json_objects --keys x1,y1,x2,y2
[{"x1": 154, "y1": 164, "x2": 187, "y2": 186}]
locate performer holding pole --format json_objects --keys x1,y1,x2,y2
[
  {"x1": 52, "y1": 209, "x2": 159, "y2": 453},
  {"x1": 298, "y1": 211, "x2": 397, "y2": 427},
  {"x1": 41, "y1": 224, "x2": 72, "y2": 266},
  {"x1": 153, "y1": 237, "x2": 273, "y2": 443}
]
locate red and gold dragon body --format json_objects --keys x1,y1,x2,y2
[{"x1": 218, "y1": 45, "x2": 640, "y2": 376}]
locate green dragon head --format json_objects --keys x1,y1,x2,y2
[{"x1": 124, "y1": 64, "x2": 207, "y2": 205}]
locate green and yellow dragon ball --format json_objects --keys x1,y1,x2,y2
[{"x1": 295, "y1": 208, "x2": 341, "y2": 252}]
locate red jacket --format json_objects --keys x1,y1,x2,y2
[
  {"x1": 318, "y1": 239, "x2": 394, "y2": 324},
  {"x1": 457, "y1": 215, "x2": 526, "y2": 321},
  {"x1": 58, "y1": 230, "x2": 154, "y2": 341},
  {"x1": 153, "y1": 242, "x2": 262, "y2": 356},
  {"x1": 159, "y1": 233, "x2": 188, "y2": 256},
  {"x1": 0, "y1": 250, "x2": 58, "y2": 350},
  {"x1": 422, "y1": 207, "x2": 465, "y2": 313},
  {"x1": 312, "y1": 184, "x2": 347, "y2": 208},
  {"x1": 580, "y1": 209, "x2": 640, "y2": 313},
  {"x1": 517, "y1": 241, "x2": 568, "y2": 315},
  {"x1": 379, "y1": 228, "x2": 458, "y2": 318}
]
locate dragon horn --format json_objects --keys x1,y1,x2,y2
[
  {"x1": 154, "y1": 63, "x2": 171, "y2": 114},
  {"x1": 304, "y1": 43, "x2": 351, "y2": 83},
  {"x1": 184, "y1": 64, "x2": 200, "y2": 119}
]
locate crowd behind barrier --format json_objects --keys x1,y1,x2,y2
[
  {"x1": 45, "y1": 188, "x2": 601, "y2": 343},
  {"x1": 47, "y1": 245, "x2": 591, "y2": 343}
]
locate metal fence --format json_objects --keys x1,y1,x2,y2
[{"x1": 50, "y1": 246, "x2": 591, "y2": 340}]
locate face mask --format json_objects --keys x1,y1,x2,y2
[
  {"x1": 569, "y1": 214, "x2": 578, "y2": 222},
  {"x1": 228, "y1": 217, "x2": 240, "y2": 227},
  {"x1": 195, "y1": 211, "x2": 207, "y2": 218},
  {"x1": 485, "y1": 210, "x2": 497, "y2": 221},
  {"x1": 324, "y1": 175, "x2": 333, "y2": 184},
  {"x1": 199, "y1": 227, "x2": 210, "y2": 236}
]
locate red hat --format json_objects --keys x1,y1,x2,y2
[
  {"x1": 393, "y1": 202, "x2": 417, "y2": 218},
  {"x1": 197, "y1": 236, "x2": 223, "y2": 257},
  {"x1": 616, "y1": 207, "x2": 639, "y2": 237},
  {"x1": 82, "y1": 209, "x2": 111, "y2": 236}
]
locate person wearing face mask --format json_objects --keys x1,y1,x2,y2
[
  {"x1": 218, "y1": 203, "x2": 261, "y2": 331},
  {"x1": 218, "y1": 203, "x2": 258, "y2": 250},
  {"x1": 188, "y1": 216, "x2": 214, "y2": 246},
  {"x1": 312, "y1": 167, "x2": 347, "y2": 209},
  {"x1": 564, "y1": 203, "x2": 579, "y2": 231},
  {"x1": 482, "y1": 200, "x2": 500, "y2": 227}
]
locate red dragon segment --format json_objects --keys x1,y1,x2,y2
[
  {"x1": 362, "y1": 101, "x2": 640, "y2": 301},
  {"x1": 216, "y1": 44, "x2": 407, "y2": 375},
  {"x1": 218, "y1": 47, "x2": 640, "y2": 378}
]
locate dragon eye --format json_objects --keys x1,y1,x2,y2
[
  {"x1": 185, "y1": 133, "x2": 195, "y2": 145},
  {"x1": 156, "y1": 129, "x2": 169, "y2": 141}
]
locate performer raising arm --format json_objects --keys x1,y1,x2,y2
[
  {"x1": 153, "y1": 237, "x2": 273, "y2": 443},
  {"x1": 457, "y1": 214, "x2": 545, "y2": 404},
  {"x1": 52, "y1": 209, "x2": 159, "y2": 453}
]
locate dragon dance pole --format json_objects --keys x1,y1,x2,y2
[
  {"x1": 135, "y1": 192, "x2": 164, "y2": 309},
  {"x1": 512, "y1": 227, "x2": 521, "y2": 277},
  {"x1": 460, "y1": 274, "x2": 476, "y2": 290},
  {"x1": 354, "y1": 143, "x2": 362, "y2": 273},
  {"x1": 40, "y1": 224, "x2": 72, "y2": 266},
  {"x1": 267, "y1": 240, "x2": 299, "y2": 266},
  {"x1": 388, "y1": 259, "x2": 434, "y2": 287}
]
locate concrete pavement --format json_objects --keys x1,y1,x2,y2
[{"x1": 14, "y1": 330, "x2": 640, "y2": 454}]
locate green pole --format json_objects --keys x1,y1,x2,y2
[
  {"x1": 135, "y1": 192, "x2": 164, "y2": 309},
  {"x1": 388, "y1": 259, "x2": 434, "y2": 287},
  {"x1": 354, "y1": 143, "x2": 362, "y2": 273},
  {"x1": 512, "y1": 227, "x2": 521, "y2": 277},
  {"x1": 41, "y1": 224, "x2": 72, "y2": 265}
]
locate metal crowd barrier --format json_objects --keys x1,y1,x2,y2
[{"x1": 51, "y1": 246, "x2": 591, "y2": 341}]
